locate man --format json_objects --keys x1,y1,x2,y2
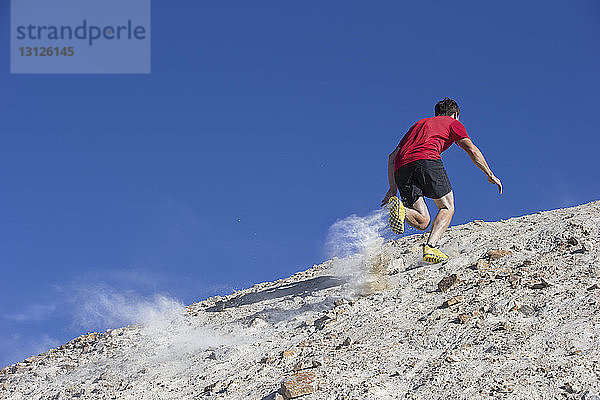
[{"x1": 381, "y1": 98, "x2": 502, "y2": 263}]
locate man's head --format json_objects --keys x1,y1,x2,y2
[{"x1": 435, "y1": 98, "x2": 460, "y2": 119}]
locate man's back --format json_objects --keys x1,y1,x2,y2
[{"x1": 395, "y1": 116, "x2": 469, "y2": 170}]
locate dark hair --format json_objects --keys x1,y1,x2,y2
[{"x1": 435, "y1": 97, "x2": 460, "y2": 117}]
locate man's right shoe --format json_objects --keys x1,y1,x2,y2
[
  {"x1": 423, "y1": 244, "x2": 449, "y2": 264},
  {"x1": 388, "y1": 196, "x2": 405, "y2": 234}
]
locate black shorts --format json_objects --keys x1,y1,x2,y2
[{"x1": 394, "y1": 159, "x2": 452, "y2": 207}]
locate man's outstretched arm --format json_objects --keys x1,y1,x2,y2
[
  {"x1": 381, "y1": 147, "x2": 399, "y2": 206},
  {"x1": 456, "y1": 138, "x2": 503, "y2": 194}
]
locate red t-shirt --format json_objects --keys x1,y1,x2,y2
[{"x1": 394, "y1": 116, "x2": 469, "y2": 171}]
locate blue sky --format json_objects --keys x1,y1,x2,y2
[{"x1": 1, "y1": 1, "x2": 599, "y2": 367}]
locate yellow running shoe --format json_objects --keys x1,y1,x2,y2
[
  {"x1": 388, "y1": 196, "x2": 405, "y2": 234},
  {"x1": 423, "y1": 244, "x2": 449, "y2": 264}
]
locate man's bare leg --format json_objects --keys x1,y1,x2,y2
[
  {"x1": 405, "y1": 197, "x2": 431, "y2": 231},
  {"x1": 427, "y1": 191, "x2": 455, "y2": 246}
]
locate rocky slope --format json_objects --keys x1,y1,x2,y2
[{"x1": 1, "y1": 201, "x2": 600, "y2": 400}]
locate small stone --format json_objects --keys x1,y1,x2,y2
[
  {"x1": 445, "y1": 354, "x2": 460, "y2": 362},
  {"x1": 92, "y1": 371, "x2": 109, "y2": 384},
  {"x1": 457, "y1": 313, "x2": 470, "y2": 324},
  {"x1": 282, "y1": 350, "x2": 296, "y2": 358},
  {"x1": 530, "y1": 279, "x2": 550, "y2": 289},
  {"x1": 442, "y1": 296, "x2": 464, "y2": 308},
  {"x1": 293, "y1": 358, "x2": 321, "y2": 371},
  {"x1": 251, "y1": 317, "x2": 268, "y2": 327},
  {"x1": 225, "y1": 379, "x2": 239, "y2": 392},
  {"x1": 437, "y1": 274, "x2": 458, "y2": 292},
  {"x1": 495, "y1": 384, "x2": 514, "y2": 393},
  {"x1": 204, "y1": 381, "x2": 222, "y2": 393},
  {"x1": 494, "y1": 321, "x2": 510, "y2": 331},
  {"x1": 293, "y1": 361, "x2": 307, "y2": 371},
  {"x1": 334, "y1": 299, "x2": 345, "y2": 307},
  {"x1": 564, "y1": 381, "x2": 582, "y2": 393},
  {"x1": 487, "y1": 250, "x2": 512, "y2": 260},
  {"x1": 336, "y1": 337, "x2": 352, "y2": 349},
  {"x1": 508, "y1": 273, "x2": 520, "y2": 288},
  {"x1": 280, "y1": 371, "x2": 316, "y2": 398},
  {"x1": 518, "y1": 305, "x2": 535, "y2": 316},
  {"x1": 24, "y1": 356, "x2": 38, "y2": 364},
  {"x1": 314, "y1": 315, "x2": 332, "y2": 330}
]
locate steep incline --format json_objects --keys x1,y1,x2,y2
[{"x1": 1, "y1": 201, "x2": 599, "y2": 400}]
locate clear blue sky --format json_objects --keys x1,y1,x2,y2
[{"x1": 1, "y1": 1, "x2": 599, "y2": 367}]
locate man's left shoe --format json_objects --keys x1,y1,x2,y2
[
  {"x1": 388, "y1": 196, "x2": 405, "y2": 234},
  {"x1": 423, "y1": 244, "x2": 449, "y2": 264}
]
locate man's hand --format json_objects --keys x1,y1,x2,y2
[
  {"x1": 381, "y1": 188, "x2": 397, "y2": 207},
  {"x1": 488, "y1": 175, "x2": 503, "y2": 194}
]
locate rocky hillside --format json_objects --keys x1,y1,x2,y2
[{"x1": 1, "y1": 201, "x2": 600, "y2": 400}]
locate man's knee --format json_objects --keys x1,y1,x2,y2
[
  {"x1": 406, "y1": 215, "x2": 430, "y2": 231},
  {"x1": 416, "y1": 217, "x2": 431, "y2": 231},
  {"x1": 439, "y1": 202, "x2": 454, "y2": 216}
]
